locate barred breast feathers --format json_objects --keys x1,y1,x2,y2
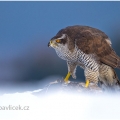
[
  {"x1": 55, "y1": 44, "x2": 78, "y2": 62},
  {"x1": 77, "y1": 49, "x2": 100, "y2": 72}
]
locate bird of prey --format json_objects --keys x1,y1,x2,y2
[{"x1": 48, "y1": 25, "x2": 120, "y2": 88}]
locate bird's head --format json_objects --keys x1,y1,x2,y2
[
  {"x1": 48, "y1": 27, "x2": 75, "y2": 52},
  {"x1": 48, "y1": 34, "x2": 68, "y2": 49}
]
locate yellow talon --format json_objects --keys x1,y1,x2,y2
[
  {"x1": 85, "y1": 80, "x2": 89, "y2": 88},
  {"x1": 64, "y1": 72, "x2": 71, "y2": 83}
]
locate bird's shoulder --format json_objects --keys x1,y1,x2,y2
[{"x1": 69, "y1": 26, "x2": 112, "y2": 56}]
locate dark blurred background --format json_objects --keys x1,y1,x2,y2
[{"x1": 0, "y1": 1, "x2": 120, "y2": 92}]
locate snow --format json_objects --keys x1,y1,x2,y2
[{"x1": 0, "y1": 90, "x2": 120, "y2": 120}]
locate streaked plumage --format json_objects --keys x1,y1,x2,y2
[{"x1": 48, "y1": 25, "x2": 120, "y2": 89}]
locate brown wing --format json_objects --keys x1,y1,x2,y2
[
  {"x1": 75, "y1": 28, "x2": 120, "y2": 68},
  {"x1": 54, "y1": 25, "x2": 120, "y2": 68}
]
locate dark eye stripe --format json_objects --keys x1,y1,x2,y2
[{"x1": 60, "y1": 39, "x2": 66, "y2": 44}]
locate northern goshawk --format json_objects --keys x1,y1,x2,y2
[{"x1": 48, "y1": 25, "x2": 120, "y2": 89}]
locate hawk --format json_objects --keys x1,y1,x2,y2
[{"x1": 48, "y1": 25, "x2": 120, "y2": 88}]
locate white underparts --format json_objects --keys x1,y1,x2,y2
[{"x1": 55, "y1": 44, "x2": 100, "y2": 83}]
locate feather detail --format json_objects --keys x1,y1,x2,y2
[{"x1": 100, "y1": 51, "x2": 120, "y2": 68}]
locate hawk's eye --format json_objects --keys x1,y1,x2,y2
[{"x1": 56, "y1": 39, "x2": 61, "y2": 43}]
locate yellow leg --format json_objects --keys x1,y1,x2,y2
[
  {"x1": 64, "y1": 72, "x2": 71, "y2": 83},
  {"x1": 85, "y1": 80, "x2": 90, "y2": 88}
]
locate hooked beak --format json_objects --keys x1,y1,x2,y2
[
  {"x1": 48, "y1": 39, "x2": 58, "y2": 48},
  {"x1": 48, "y1": 41, "x2": 52, "y2": 47}
]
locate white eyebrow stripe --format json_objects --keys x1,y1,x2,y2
[{"x1": 57, "y1": 34, "x2": 66, "y2": 39}]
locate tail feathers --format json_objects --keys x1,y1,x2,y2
[
  {"x1": 98, "y1": 78, "x2": 120, "y2": 92},
  {"x1": 101, "y1": 51, "x2": 120, "y2": 69},
  {"x1": 99, "y1": 65, "x2": 120, "y2": 92},
  {"x1": 113, "y1": 69, "x2": 120, "y2": 87},
  {"x1": 115, "y1": 76, "x2": 120, "y2": 89},
  {"x1": 106, "y1": 68, "x2": 120, "y2": 91}
]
